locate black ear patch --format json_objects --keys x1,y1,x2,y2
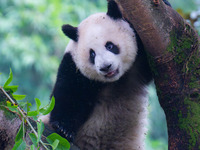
[
  {"x1": 62, "y1": 24, "x2": 78, "y2": 42},
  {"x1": 107, "y1": 0, "x2": 122, "y2": 20}
]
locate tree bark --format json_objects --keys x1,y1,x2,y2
[
  {"x1": 0, "y1": 1, "x2": 200, "y2": 150},
  {"x1": 115, "y1": 0, "x2": 200, "y2": 149},
  {"x1": 0, "y1": 88, "x2": 55, "y2": 149},
  {"x1": 0, "y1": 89, "x2": 22, "y2": 150}
]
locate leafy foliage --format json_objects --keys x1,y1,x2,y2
[
  {"x1": 46, "y1": 133, "x2": 70, "y2": 150},
  {"x1": 0, "y1": 0, "x2": 199, "y2": 150},
  {"x1": 15, "y1": 122, "x2": 25, "y2": 143},
  {"x1": 1, "y1": 69, "x2": 70, "y2": 150},
  {"x1": 12, "y1": 139, "x2": 26, "y2": 150},
  {"x1": 0, "y1": 0, "x2": 107, "y2": 102}
]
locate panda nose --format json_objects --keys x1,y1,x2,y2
[{"x1": 100, "y1": 64, "x2": 112, "y2": 72}]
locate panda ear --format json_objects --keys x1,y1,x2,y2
[
  {"x1": 62, "y1": 24, "x2": 78, "y2": 42},
  {"x1": 107, "y1": 0, "x2": 122, "y2": 20}
]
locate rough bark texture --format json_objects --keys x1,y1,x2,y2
[
  {"x1": 0, "y1": 0, "x2": 200, "y2": 149},
  {"x1": 0, "y1": 89, "x2": 55, "y2": 149},
  {"x1": 0, "y1": 89, "x2": 21, "y2": 150},
  {"x1": 115, "y1": 0, "x2": 200, "y2": 149}
]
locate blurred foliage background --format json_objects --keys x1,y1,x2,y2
[{"x1": 0, "y1": 0, "x2": 199, "y2": 149}]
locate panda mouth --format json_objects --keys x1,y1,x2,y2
[{"x1": 105, "y1": 69, "x2": 119, "y2": 78}]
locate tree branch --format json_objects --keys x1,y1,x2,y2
[
  {"x1": 0, "y1": 88, "x2": 56, "y2": 149},
  {"x1": 115, "y1": 0, "x2": 200, "y2": 149}
]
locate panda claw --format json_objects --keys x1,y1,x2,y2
[
  {"x1": 51, "y1": 121, "x2": 75, "y2": 142},
  {"x1": 63, "y1": 129, "x2": 66, "y2": 135},
  {"x1": 66, "y1": 131, "x2": 75, "y2": 142},
  {"x1": 60, "y1": 127, "x2": 64, "y2": 133},
  {"x1": 52, "y1": 121, "x2": 60, "y2": 132}
]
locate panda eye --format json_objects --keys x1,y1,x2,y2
[
  {"x1": 105, "y1": 42, "x2": 120, "y2": 54},
  {"x1": 89, "y1": 49, "x2": 96, "y2": 64},
  {"x1": 106, "y1": 43, "x2": 113, "y2": 50}
]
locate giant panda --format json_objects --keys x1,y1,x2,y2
[{"x1": 47, "y1": 0, "x2": 171, "y2": 150}]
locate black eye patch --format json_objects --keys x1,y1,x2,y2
[
  {"x1": 105, "y1": 42, "x2": 120, "y2": 54},
  {"x1": 89, "y1": 49, "x2": 96, "y2": 64}
]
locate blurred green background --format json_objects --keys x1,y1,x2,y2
[{"x1": 0, "y1": 0, "x2": 199, "y2": 149}]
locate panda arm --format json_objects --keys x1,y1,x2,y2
[{"x1": 50, "y1": 53, "x2": 102, "y2": 142}]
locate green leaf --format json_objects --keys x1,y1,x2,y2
[
  {"x1": 35, "y1": 98, "x2": 41, "y2": 114},
  {"x1": 5, "y1": 106, "x2": 18, "y2": 113},
  {"x1": 47, "y1": 133, "x2": 70, "y2": 150},
  {"x1": 30, "y1": 145, "x2": 35, "y2": 150},
  {"x1": 37, "y1": 120, "x2": 44, "y2": 143},
  {"x1": 27, "y1": 98, "x2": 42, "y2": 117},
  {"x1": 29, "y1": 133, "x2": 38, "y2": 146},
  {"x1": 6, "y1": 101, "x2": 12, "y2": 107},
  {"x1": 4, "y1": 85, "x2": 18, "y2": 93},
  {"x1": 6, "y1": 101, "x2": 18, "y2": 113},
  {"x1": 51, "y1": 139, "x2": 59, "y2": 150},
  {"x1": 18, "y1": 102, "x2": 32, "y2": 111},
  {"x1": 12, "y1": 138, "x2": 26, "y2": 150},
  {"x1": 13, "y1": 95, "x2": 26, "y2": 101},
  {"x1": 39, "y1": 96, "x2": 55, "y2": 115},
  {"x1": 27, "y1": 110, "x2": 38, "y2": 117},
  {"x1": 15, "y1": 123, "x2": 24, "y2": 142},
  {"x1": 27, "y1": 102, "x2": 32, "y2": 113},
  {"x1": 3, "y1": 69, "x2": 13, "y2": 88}
]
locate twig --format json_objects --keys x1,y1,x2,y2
[{"x1": 0, "y1": 87, "x2": 49, "y2": 150}]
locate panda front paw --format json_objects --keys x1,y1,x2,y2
[{"x1": 51, "y1": 121, "x2": 75, "y2": 143}]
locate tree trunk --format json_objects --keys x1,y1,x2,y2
[
  {"x1": 0, "y1": 0, "x2": 200, "y2": 149},
  {"x1": 115, "y1": 0, "x2": 200, "y2": 149}
]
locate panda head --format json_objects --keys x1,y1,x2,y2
[{"x1": 62, "y1": 0, "x2": 138, "y2": 82}]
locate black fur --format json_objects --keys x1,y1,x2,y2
[
  {"x1": 163, "y1": 0, "x2": 171, "y2": 7},
  {"x1": 62, "y1": 24, "x2": 78, "y2": 42},
  {"x1": 52, "y1": 0, "x2": 153, "y2": 145},
  {"x1": 105, "y1": 42, "x2": 120, "y2": 55},
  {"x1": 50, "y1": 53, "x2": 104, "y2": 142},
  {"x1": 50, "y1": 39, "x2": 152, "y2": 143},
  {"x1": 134, "y1": 33, "x2": 152, "y2": 84},
  {"x1": 107, "y1": 0, "x2": 122, "y2": 19},
  {"x1": 89, "y1": 49, "x2": 96, "y2": 64}
]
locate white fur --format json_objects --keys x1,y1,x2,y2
[
  {"x1": 75, "y1": 82, "x2": 149, "y2": 150},
  {"x1": 38, "y1": 114, "x2": 50, "y2": 124},
  {"x1": 61, "y1": 12, "x2": 150, "y2": 150},
  {"x1": 65, "y1": 13, "x2": 137, "y2": 82}
]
